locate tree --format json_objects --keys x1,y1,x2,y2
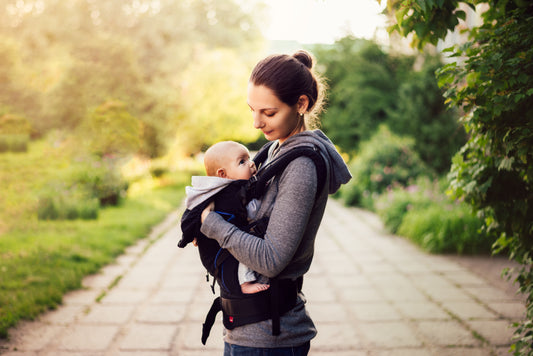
[
  {"x1": 81, "y1": 100, "x2": 141, "y2": 158},
  {"x1": 0, "y1": 0, "x2": 265, "y2": 156},
  {"x1": 384, "y1": 1, "x2": 533, "y2": 353},
  {"x1": 315, "y1": 37, "x2": 463, "y2": 175},
  {"x1": 387, "y1": 54, "x2": 466, "y2": 174},
  {"x1": 171, "y1": 49, "x2": 260, "y2": 155},
  {"x1": 44, "y1": 35, "x2": 145, "y2": 130},
  {"x1": 316, "y1": 37, "x2": 411, "y2": 152}
]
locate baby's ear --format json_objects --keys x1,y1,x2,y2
[{"x1": 216, "y1": 168, "x2": 226, "y2": 178}]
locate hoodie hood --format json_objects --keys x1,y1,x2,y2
[
  {"x1": 185, "y1": 176, "x2": 234, "y2": 210},
  {"x1": 273, "y1": 130, "x2": 352, "y2": 194}
]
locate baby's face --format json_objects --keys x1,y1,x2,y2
[{"x1": 224, "y1": 144, "x2": 257, "y2": 180}]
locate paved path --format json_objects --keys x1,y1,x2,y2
[{"x1": 0, "y1": 200, "x2": 526, "y2": 356}]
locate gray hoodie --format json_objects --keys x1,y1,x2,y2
[{"x1": 201, "y1": 130, "x2": 351, "y2": 348}]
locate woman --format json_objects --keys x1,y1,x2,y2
[{"x1": 200, "y1": 50, "x2": 352, "y2": 355}]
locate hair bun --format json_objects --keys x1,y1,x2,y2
[{"x1": 292, "y1": 50, "x2": 313, "y2": 69}]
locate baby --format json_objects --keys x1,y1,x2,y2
[{"x1": 189, "y1": 141, "x2": 269, "y2": 294}]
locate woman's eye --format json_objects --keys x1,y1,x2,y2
[{"x1": 265, "y1": 111, "x2": 275, "y2": 117}]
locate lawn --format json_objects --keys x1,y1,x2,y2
[{"x1": 0, "y1": 139, "x2": 191, "y2": 338}]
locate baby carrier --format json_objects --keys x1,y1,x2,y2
[{"x1": 178, "y1": 141, "x2": 327, "y2": 344}]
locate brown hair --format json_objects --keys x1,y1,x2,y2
[{"x1": 249, "y1": 50, "x2": 326, "y2": 128}]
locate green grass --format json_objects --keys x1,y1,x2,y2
[
  {"x1": 0, "y1": 183, "x2": 186, "y2": 338},
  {"x1": 0, "y1": 138, "x2": 191, "y2": 339}
]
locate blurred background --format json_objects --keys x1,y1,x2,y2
[{"x1": 0, "y1": 0, "x2": 489, "y2": 339}]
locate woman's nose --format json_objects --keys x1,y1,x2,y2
[{"x1": 253, "y1": 113, "x2": 263, "y2": 129}]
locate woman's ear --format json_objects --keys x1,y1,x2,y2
[
  {"x1": 297, "y1": 95, "x2": 309, "y2": 114},
  {"x1": 216, "y1": 168, "x2": 227, "y2": 178}
]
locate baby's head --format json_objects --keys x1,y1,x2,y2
[{"x1": 204, "y1": 141, "x2": 257, "y2": 180}]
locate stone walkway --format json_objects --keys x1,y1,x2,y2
[{"x1": 0, "y1": 199, "x2": 526, "y2": 356}]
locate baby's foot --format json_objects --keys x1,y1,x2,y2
[{"x1": 241, "y1": 282, "x2": 270, "y2": 294}]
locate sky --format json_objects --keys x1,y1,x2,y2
[{"x1": 259, "y1": 0, "x2": 389, "y2": 44}]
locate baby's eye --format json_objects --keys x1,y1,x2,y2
[{"x1": 239, "y1": 159, "x2": 246, "y2": 165}]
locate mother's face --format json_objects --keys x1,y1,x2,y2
[{"x1": 247, "y1": 83, "x2": 307, "y2": 144}]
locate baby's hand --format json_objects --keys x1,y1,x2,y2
[
  {"x1": 201, "y1": 201, "x2": 215, "y2": 223},
  {"x1": 192, "y1": 238, "x2": 198, "y2": 247}
]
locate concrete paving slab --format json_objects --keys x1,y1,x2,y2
[
  {"x1": 414, "y1": 320, "x2": 482, "y2": 347},
  {"x1": 393, "y1": 301, "x2": 451, "y2": 321},
  {"x1": 57, "y1": 325, "x2": 119, "y2": 351},
  {"x1": 441, "y1": 301, "x2": 498, "y2": 320},
  {"x1": 118, "y1": 324, "x2": 176, "y2": 351},
  {"x1": 0, "y1": 200, "x2": 525, "y2": 356},
  {"x1": 359, "y1": 321, "x2": 423, "y2": 348}
]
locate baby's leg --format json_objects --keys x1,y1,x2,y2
[{"x1": 238, "y1": 263, "x2": 269, "y2": 294}]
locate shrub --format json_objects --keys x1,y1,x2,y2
[
  {"x1": 71, "y1": 158, "x2": 129, "y2": 207},
  {"x1": 375, "y1": 184, "x2": 434, "y2": 234},
  {"x1": 0, "y1": 114, "x2": 31, "y2": 153},
  {"x1": 340, "y1": 125, "x2": 430, "y2": 209},
  {"x1": 397, "y1": 203, "x2": 492, "y2": 254},
  {"x1": 0, "y1": 134, "x2": 29, "y2": 153},
  {"x1": 37, "y1": 183, "x2": 99, "y2": 220}
]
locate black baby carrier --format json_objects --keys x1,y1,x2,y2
[{"x1": 178, "y1": 141, "x2": 326, "y2": 344}]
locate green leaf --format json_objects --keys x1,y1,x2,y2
[
  {"x1": 498, "y1": 156, "x2": 514, "y2": 171},
  {"x1": 466, "y1": 72, "x2": 479, "y2": 88},
  {"x1": 455, "y1": 10, "x2": 466, "y2": 21}
]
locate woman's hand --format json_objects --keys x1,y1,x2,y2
[{"x1": 201, "y1": 201, "x2": 215, "y2": 223}]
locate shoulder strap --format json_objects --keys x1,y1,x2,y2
[
  {"x1": 248, "y1": 144, "x2": 327, "y2": 201},
  {"x1": 252, "y1": 140, "x2": 275, "y2": 170}
]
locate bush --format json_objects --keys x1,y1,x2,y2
[
  {"x1": 0, "y1": 134, "x2": 29, "y2": 153},
  {"x1": 340, "y1": 125, "x2": 431, "y2": 210},
  {"x1": 36, "y1": 156, "x2": 129, "y2": 221},
  {"x1": 71, "y1": 158, "x2": 129, "y2": 207},
  {"x1": 0, "y1": 114, "x2": 31, "y2": 153},
  {"x1": 397, "y1": 203, "x2": 492, "y2": 254},
  {"x1": 375, "y1": 184, "x2": 434, "y2": 234},
  {"x1": 37, "y1": 183, "x2": 99, "y2": 220}
]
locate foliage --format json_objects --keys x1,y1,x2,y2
[
  {"x1": 36, "y1": 155, "x2": 129, "y2": 220},
  {"x1": 37, "y1": 183, "x2": 99, "y2": 220},
  {"x1": 375, "y1": 178, "x2": 435, "y2": 233},
  {"x1": 339, "y1": 125, "x2": 430, "y2": 210},
  {"x1": 44, "y1": 36, "x2": 145, "y2": 132},
  {"x1": 0, "y1": 134, "x2": 29, "y2": 153},
  {"x1": 375, "y1": 177, "x2": 493, "y2": 254},
  {"x1": 385, "y1": 0, "x2": 533, "y2": 352},
  {"x1": 0, "y1": 0, "x2": 265, "y2": 156},
  {"x1": 171, "y1": 49, "x2": 260, "y2": 155},
  {"x1": 386, "y1": 55, "x2": 466, "y2": 174},
  {"x1": 0, "y1": 113, "x2": 31, "y2": 135},
  {"x1": 315, "y1": 38, "x2": 412, "y2": 152},
  {"x1": 81, "y1": 100, "x2": 141, "y2": 158},
  {"x1": 70, "y1": 157, "x2": 130, "y2": 207},
  {"x1": 314, "y1": 37, "x2": 463, "y2": 174},
  {"x1": 0, "y1": 180, "x2": 187, "y2": 338},
  {"x1": 0, "y1": 113, "x2": 31, "y2": 152},
  {"x1": 397, "y1": 201, "x2": 488, "y2": 254}
]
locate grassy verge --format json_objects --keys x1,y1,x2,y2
[{"x1": 0, "y1": 176, "x2": 187, "y2": 339}]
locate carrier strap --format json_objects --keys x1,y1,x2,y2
[
  {"x1": 201, "y1": 277, "x2": 302, "y2": 343},
  {"x1": 201, "y1": 297, "x2": 222, "y2": 345},
  {"x1": 250, "y1": 144, "x2": 327, "y2": 202}
]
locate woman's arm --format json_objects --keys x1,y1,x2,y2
[{"x1": 200, "y1": 157, "x2": 317, "y2": 278}]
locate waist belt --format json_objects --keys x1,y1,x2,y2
[{"x1": 201, "y1": 277, "x2": 303, "y2": 344}]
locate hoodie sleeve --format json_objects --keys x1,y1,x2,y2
[{"x1": 200, "y1": 156, "x2": 317, "y2": 278}]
